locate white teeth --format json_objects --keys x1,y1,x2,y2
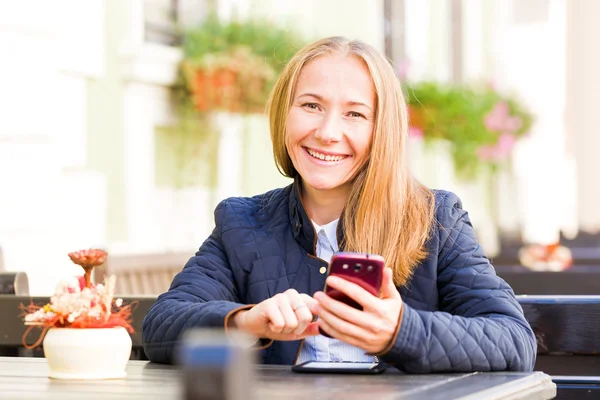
[{"x1": 307, "y1": 148, "x2": 345, "y2": 162}]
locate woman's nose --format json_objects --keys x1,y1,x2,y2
[{"x1": 314, "y1": 114, "x2": 342, "y2": 144}]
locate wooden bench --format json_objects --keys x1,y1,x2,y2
[
  {"x1": 496, "y1": 265, "x2": 600, "y2": 295},
  {"x1": 519, "y1": 295, "x2": 600, "y2": 400},
  {"x1": 97, "y1": 252, "x2": 191, "y2": 295}
]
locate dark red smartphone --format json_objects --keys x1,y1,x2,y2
[{"x1": 319, "y1": 252, "x2": 384, "y2": 337}]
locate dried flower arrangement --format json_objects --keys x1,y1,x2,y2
[{"x1": 21, "y1": 249, "x2": 134, "y2": 349}]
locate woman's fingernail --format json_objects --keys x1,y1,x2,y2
[{"x1": 314, "y1": 292, "x2": 323, "y2": 300}]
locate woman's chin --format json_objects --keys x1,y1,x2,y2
[{"x1": 302, "y1": 178, "x2": 347, "y2": 193}]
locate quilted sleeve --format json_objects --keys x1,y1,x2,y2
[
  {"x1": 142, "y1": 200, "x2": 248, "y2": 364},
  {"x1": 379, "y1": 192, "x2": 537, "y2": 373}
]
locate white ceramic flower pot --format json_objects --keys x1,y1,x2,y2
[{"x1": 43, "y1": 327, "x2": 132, "y2": 380}]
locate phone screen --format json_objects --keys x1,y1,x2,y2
[{"x1": 301, "y1": 362, "x2": 379, "y2": 370}]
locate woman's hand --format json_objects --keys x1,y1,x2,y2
[
  {"x1": 233, "y1": 289, "x2": 320, "y2": 341},
  {"x1": 314, "y1": 267, "x2": 403, "y2": 354}
]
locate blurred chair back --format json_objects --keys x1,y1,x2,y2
[
  {"x1": 0, "y1": 246, "x2": 30, "y2": 295},
  {"x1": 518, "y1": 295, "x2": 600, "y2": 399},
  {"x1": 99, "y1": 252, "x2": 189, "y2": 295},
  {"x1": 0, "y1": 272, "x2": 29, "y2": 295}
]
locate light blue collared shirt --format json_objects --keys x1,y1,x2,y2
[{"x1": 295, "y1": 218, "x2": 375, "y2": 364}]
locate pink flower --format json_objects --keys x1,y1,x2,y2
[
  {"x1": 476, "y1": 133, "x2": 516, "y2": 161},
  {"x1": 484, "y1": 102, "x2": 522, "y2": 133},
  {"x1": 409, "y1": 126, "x2": 424, "y2": 139},
  {"x1": 396, "y1": 59, "x2": 410, "y2": 80},
  {"x1": 496, "y1": 132, "x2": 516, "y2": 155},
  {"x1": 77, "y1": 276, "x2": 87, "y2": 290}
]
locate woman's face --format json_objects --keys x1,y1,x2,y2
[{"x1": 285, "y1": 53, "x2": 376, "y2": 196}]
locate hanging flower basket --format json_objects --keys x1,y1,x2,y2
[
  {"x1": 182, "y1": 46, "x2": 275, "y2": 114},
  {"x1": 405, "y1": 81, "x2": 534, "y2": 180},
  {"x1": 188, "y1": 67, "x2": 241, "y2": 112}
]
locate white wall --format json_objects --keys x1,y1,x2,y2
[
  {"x1": 0, "y1": 0, "x2": 107, "y2": 294},
  {"x1": 114, "y1": 0, "x2": 217, "y2": 255},
  {"x1": 566, "y1": 0, "x2": 600, "y2": 234},
  {"x1": 487, "y1": 0, "x2": 576, "y2": 244}
]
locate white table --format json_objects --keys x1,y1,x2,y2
[{"x1": 0, "y1": 357, "x2": 556, "y2": 399}]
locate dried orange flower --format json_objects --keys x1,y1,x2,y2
[
  {"x1": 68, "y1": 248, "x2": 107, "y2": 269},
  {"x1": 68, "y1": 248, "x2": 108, "y2": 288}
]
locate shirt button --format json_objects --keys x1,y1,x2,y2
[{"x1": 319, "y1": 267, "x2": 327, "y2": 274}]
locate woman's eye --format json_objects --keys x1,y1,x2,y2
[
  {"x1": 302, "y1": 103, "x2": 320, "y2": 110},
  {"x1": 348, "y1": 111, "x2": 365, "y2": 118}
]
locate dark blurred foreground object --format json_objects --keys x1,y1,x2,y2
[
  {"x1": 178, "y1": 329, "x2": 256, "y2": 400},
  {"x1": 0, "y1": 272, "x2": 29, "y2": 295}
]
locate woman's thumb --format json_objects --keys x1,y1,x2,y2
[{"x1": 380, "y1": 267, "x2": 401, "y2": 300}]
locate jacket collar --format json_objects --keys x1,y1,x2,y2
[{"x1": 288, "y1": 179, "x2": 345, "y2": 256}]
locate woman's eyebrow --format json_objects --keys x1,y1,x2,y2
[
  {"x1": 296, "y1": 93, "x2": 372, "y2": 111},
  {"x1": 296, "y1": 92, "x2": 323, "y2": 100}
]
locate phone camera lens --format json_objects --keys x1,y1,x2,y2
[{"x1": 354, "y1": 263, "x2": 362, "y2": 272}]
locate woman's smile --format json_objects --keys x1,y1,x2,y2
[{"x1": 303, "y1": 146, "x2": 351, "y2": 165}]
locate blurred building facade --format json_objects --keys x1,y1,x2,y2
[{"x1": 1, "y1": 0, "x2": 599, "y2": 294}]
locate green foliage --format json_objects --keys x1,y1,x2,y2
[
  {"x1": 155, "y1": 104, "x2": 219, "y2": 189},
  {"x1": 182, "y1": 15, "x2": 304, "y2": 75},
  {"x1": 404, "y1": 81, "x2": 534, "y2": 180},
  {"x1": 176, "y1": 16, "x2": 306, "y2": 114}
]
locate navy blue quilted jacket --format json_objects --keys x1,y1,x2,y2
[{"x1": 142, "y1": 183, "x2": 537, "y2": 373}]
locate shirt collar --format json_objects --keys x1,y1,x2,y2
[
  {"x1": 311, "y1": 218, "x2": 340, "y2": 252},
  {"x1": 288, "y1": 179, "x2": 346, "y2": 255}
]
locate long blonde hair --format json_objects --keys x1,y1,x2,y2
[{"x1": 267, "y1": 37, "x2": 434, "y2": 286}]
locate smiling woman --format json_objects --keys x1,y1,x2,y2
[
  {"x1": 142, "y1": 36, "x2": 537, "y2": 374},
  {"x1": 284, "y1": 54, "x2": 375, "y2": 223}
]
